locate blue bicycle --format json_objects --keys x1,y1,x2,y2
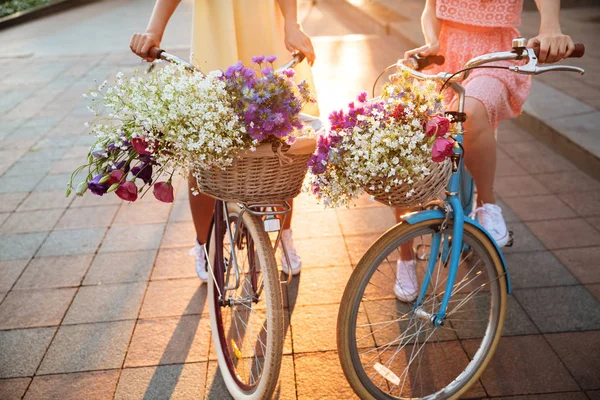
[{"x1": 337, "y1": 38, "x2": 585, "y2": 399}]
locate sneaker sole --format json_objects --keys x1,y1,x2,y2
[{"x1": 495, "y1": 231, "x2": 510, "y2": 248}]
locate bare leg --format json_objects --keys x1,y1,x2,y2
[
  {"x1": 187, "y1": 172, "x2": 214, "y2": 244},
  {"x1": 458, "y1": 98, "x2": 497, "y2": 205}
]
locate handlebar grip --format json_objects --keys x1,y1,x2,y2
[
  {"x1": 569, "y1": 43, "x2": 585, "y2": 58},
  {"x1": 411, "y1": 54, "x2": 445, "y2": 71},
  {"x1": 294, "y1": 51, "x2": 306, "y2": 64},
  {"x1": 532, "y1": 43, "x2": 585, "y2": 59},
  {"x1": 148, "y1": 47, "x2": 164, "y2": 60}
]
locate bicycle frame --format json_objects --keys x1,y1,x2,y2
[{"x1": 394, "y1": 39, "x2": 583, "y2": 325}]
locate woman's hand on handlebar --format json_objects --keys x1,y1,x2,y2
[
  {"x1": 527, "y1": 32, "x2": 575, "y2": 64},
  {"x1": 403, "y1": 41, "x2": 440, "y2": 60},
  {"x1": 284, "y1": 22, "x2": 316, "y2": 66},
  {"x1": 130, "y1": 32, "x2": 161, "y2": 62}
]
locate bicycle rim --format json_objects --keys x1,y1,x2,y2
[
  {"x1": 208, "y1": 203, "x2": 284, "y2": 399},
  {"x1": 338, "y1": 219, "x2": 507, "y2": 400}
]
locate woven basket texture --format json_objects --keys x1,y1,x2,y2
[{"x1": 365, "y1": 158, "x2": 452, "y2": 208}]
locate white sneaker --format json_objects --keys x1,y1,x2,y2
[
  {"x1": 395, "y1": 259, "x2": 419, "y2": 302},
  {"x1": 470, "y1": 203, "x2": 510, "y2": 247},
  {"x1": 281, "y1": 229, "x2": 302, "y2": 276},
  {"x1": 190, "y1": 242, "x2": 208, "y2": 283}
]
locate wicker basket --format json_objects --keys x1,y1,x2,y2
[
  {"x1": 196, "y1": 138, "x2": 315, "y2": 204},
  {"x1": 365, "y1": 158, "x2": 452, "y2": 208}
]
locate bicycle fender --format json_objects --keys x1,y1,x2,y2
[{"x1": 402, "y1": 210, "x2": 512, "y2": 294}]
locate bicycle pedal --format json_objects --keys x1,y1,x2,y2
[{"x1": 506, "y1": 230, "x2": 515, "y2": 247}]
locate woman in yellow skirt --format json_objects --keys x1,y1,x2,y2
[{"x1": 131, "y1": 0, "x2": 319, "y2": 280}]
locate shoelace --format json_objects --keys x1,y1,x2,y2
[{"x1": 469, "y1": 206, "x2": 503, "y2": 235}]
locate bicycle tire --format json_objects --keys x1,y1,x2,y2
[
  {"x1": 208, "y1": 202, "x2": 284, "y2": 400},
  {"x1": 337, "y1": 219, "x2": 507, "y2": 400}
]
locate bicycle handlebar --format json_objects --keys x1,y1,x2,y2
[
  {"x1": 146, "y1": 47, "x2": 307, "y2": 74},
  {"x1": 395, "y1": 40, "x2": 585, "y2": 83}
]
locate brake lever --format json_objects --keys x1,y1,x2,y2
[{"x1": 508, "y1": 48, "x2": 585, "y2": 75}]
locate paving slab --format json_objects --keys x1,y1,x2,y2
[
  {"x1": 0, "y1": 259, "x2": 29, "y2": 291},
  {"x1": 337, "y1": 206, "x2": 396, "y2": 236},
  {"x1": 24, "y1": 370, "x2": 120, "y2": 400},
  {"x1": 514, "y1": 285, "x2": 600, "y2": 333},
  {"x1": 553, "y1": 247, "x2": 600, "y2": 284},
  {"x1": 286, "y1": 266, "x2": 352, "y2": 308},
  {"x1": 545, "y1": 331, "x2": 600, "y2": 390},
  {"x1": 343, "y1": 233, "x2": 382, "y2": 265},
  {"x1": 113, "y1": 202, "x2": 173, "y2": 226},
  {"x1": 139, "y1": 279, "x2": 208, "y2": 319},
  {"x1": 290, "y1": 210, "x2": 343, "y2": 239},
  {"x1": 501, "y1": 222, "x2": 546, "y2": 254},
  {"x1": 463, "y1": 335, "x2": 579, "y2": 396},
  {"x1": 0, "y1": 287, "x2": 76, "y2": 329},
  {"x1": 17, "y1": 190, "x2": 73, "y2": 211},
  {"x1": 0, "y1": 232, "x2": 48, "y2": 261},
  {"x1": 38, "y1": 320, "x2": 135, "y2": 375},
  {"x1": 587, "y1": 284, "x2": 600, "y2": 302},
  {"x1": 494, "y1": 393, "x2": 588, "y2": 400},
  {"x1": 0, "y1": 209, "x2": 64, "y2": 234},
  {"x1": 114, "y1": 363, "x2": 208, "y2": 400},
  {"x1": 14, "y1": 254, "x2": 93, "y2": 289},
  {"x1": 294, "y1": 351, "x2": 361, "y2": 399},
  {"x1": 502, "y1": 195, "x2": 577, "y2": 222},
  {"x1": 55, "y1": 205, "x2": 120, "y2": 230},
  {"x1": 63, "y1": 282, "x2": 146, "y2": 324},
  {"x1": 0, "y1": 192, "x2": 28, "y2": 212},
  {"x1": 0, "y1": 378, "x2": 31, "y2": 400},
  {"x1": 558, "y1": 190, "x2": 600, "y2": 217},
  {"x1": 159, "y1": 222, "x2": 196, "y2": 249},
  {"x1": 503, "y1": 251, "x2": 579, "y2": 289},
  {"x1": 526, "y1": 218, "x2": 600, "y2": 249},
  {"x1": 288, "y1": 235, "x2": 351, "y2": 267},
  {"x1": 532, "y1": 170, "x2": 600, "y2": 195},
  {"x1": 589, "y1": 390, "x2": 600, "y2": 400},
  {"x1": 0, "y1": 327, "x2": 56, "y2": 378},
  {"x1": 495, "y1": 175, "x2": 551, "y2": 198},
  {"x1": 84, "y1": 250, "x2": 156, "y2": 285},
  {"x1": 99, "y1": 224, "x2": 165, "y2": 253},
  {"x1": 151, "y1": 248, "x2": 198, "y2": 280},
  {"x1": 124, "y1": 315, "x2": 211, "y2": 367},
  {"x1": 38, "y1": 227, "x2": 106, "y2": 257}
]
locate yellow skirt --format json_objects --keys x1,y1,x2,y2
[{"x1": 191, "y1": 0, "x2": 319, "y2": 116}]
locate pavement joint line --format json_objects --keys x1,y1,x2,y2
[{"x1": 111, "y1": 198, "x2": 172, "y2": 399}]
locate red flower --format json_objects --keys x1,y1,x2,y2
[
  {"x1": 131, "y1": 137, "x2": 153, "y2": 155},
  {"x1": 432, "y1": 137, "x2": 454, "y2": 162},
  {"x1": 390, "y1": 104, "x2": 406, "y2": 121},
  {"x1": 153, "y1": 181, "x2": 174, "y2": 203},
  {"x1": 108, "y1": 169, "x2": 125, "y2": 185},
  {"x1": 115, "y1": 181, "x2": 138, "y2": 202}
]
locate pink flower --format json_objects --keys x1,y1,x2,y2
[
  {"x1": 115, "y1": 181, "x2": 138, "y2": 202},
  {"x1": 432, "y1": 137, "x2": 455, "y2": 162},
  {"x1": 426, "y1": 115, "x2": 450, "y2": 137},
  {"x1": 131, "y1": 137, "x2": 153, "y2": 155},
  {"x1": 357, "y1": 92, "x2": 367, "y2": 103},
  {"x1": 153, "y1": 181, "x2": 174, "y2": 203},
  {"x1": 282, "y1": 68, "x2": 295, "y2": 78},
  {"x1": 108, "y1": 169, "x2": 125, "y2": 185}
]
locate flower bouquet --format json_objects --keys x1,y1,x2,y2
[
  {"x1": 307, "y1": 69, "x2": 454, "y2": 208},
  {"x1": 66, "y1": 55, "x2": 317, "y2": 204}
]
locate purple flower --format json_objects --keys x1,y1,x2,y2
[
  {"x1": 88, "y1": 174, "x2": 109, "y2": 196},
  {"x1": 131, "y1": 163, "x2": 153, "y2": 185},
  {"x1": 266, "y1": 55, "x2": 277, "y2": 63},
  {"x1": 261, "y1": 67, "x2": 273, "y2": 76},
  {"x1": 242, "y1": 67, "x2": 256, "y2": 79},
  {"x1": 282, "y1": 68, "x2": 295, "y2": 78},
  {"x1": 112, "y1": 160, "x2": 130, "y2": 174},
  {"x1": 357, "y1": 92, "x2": 367, "y2": 103},
  {"x1": 252, "y1": 55, "x2": 265, "y2": 64}
]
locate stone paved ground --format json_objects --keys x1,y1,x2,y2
[{"x1": 1, "y1": 0, "x2": 600, "y2": 399}]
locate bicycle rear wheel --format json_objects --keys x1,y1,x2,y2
[
  {"x1": 208, "y1": 202, "x2": 284, "y2": 399},
  {"x1": 338, "y1": 219, "x2": 507, "y2": 400}
]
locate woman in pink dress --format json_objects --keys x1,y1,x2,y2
[{"x1": 394, "y1": 0, "x2": 574, "y2": 301}]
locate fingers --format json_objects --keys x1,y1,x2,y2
[
  {"x1": 303, "y1": 38, "x2": 316, "y2": 66},
  {"x1": 130, "y1": 33, "x2": 160, "y2": 61},
  {"x1": 403, "y1": 45, "x2": 429, "y2": 60},
  {"x1": 565, "y1": 37, "x2": 575, "y2": 58}
]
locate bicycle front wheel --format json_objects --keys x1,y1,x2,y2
[
  {"x1": 208, "y1": 202, "x2": 284, "y2": 400},
  {"x1": 338, "y1": 218, "x2": 507, "y2": 400}
]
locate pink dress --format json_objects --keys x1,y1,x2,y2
[{"x1": 432, "y1": 0, "x2": 532, "y2": 128}]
